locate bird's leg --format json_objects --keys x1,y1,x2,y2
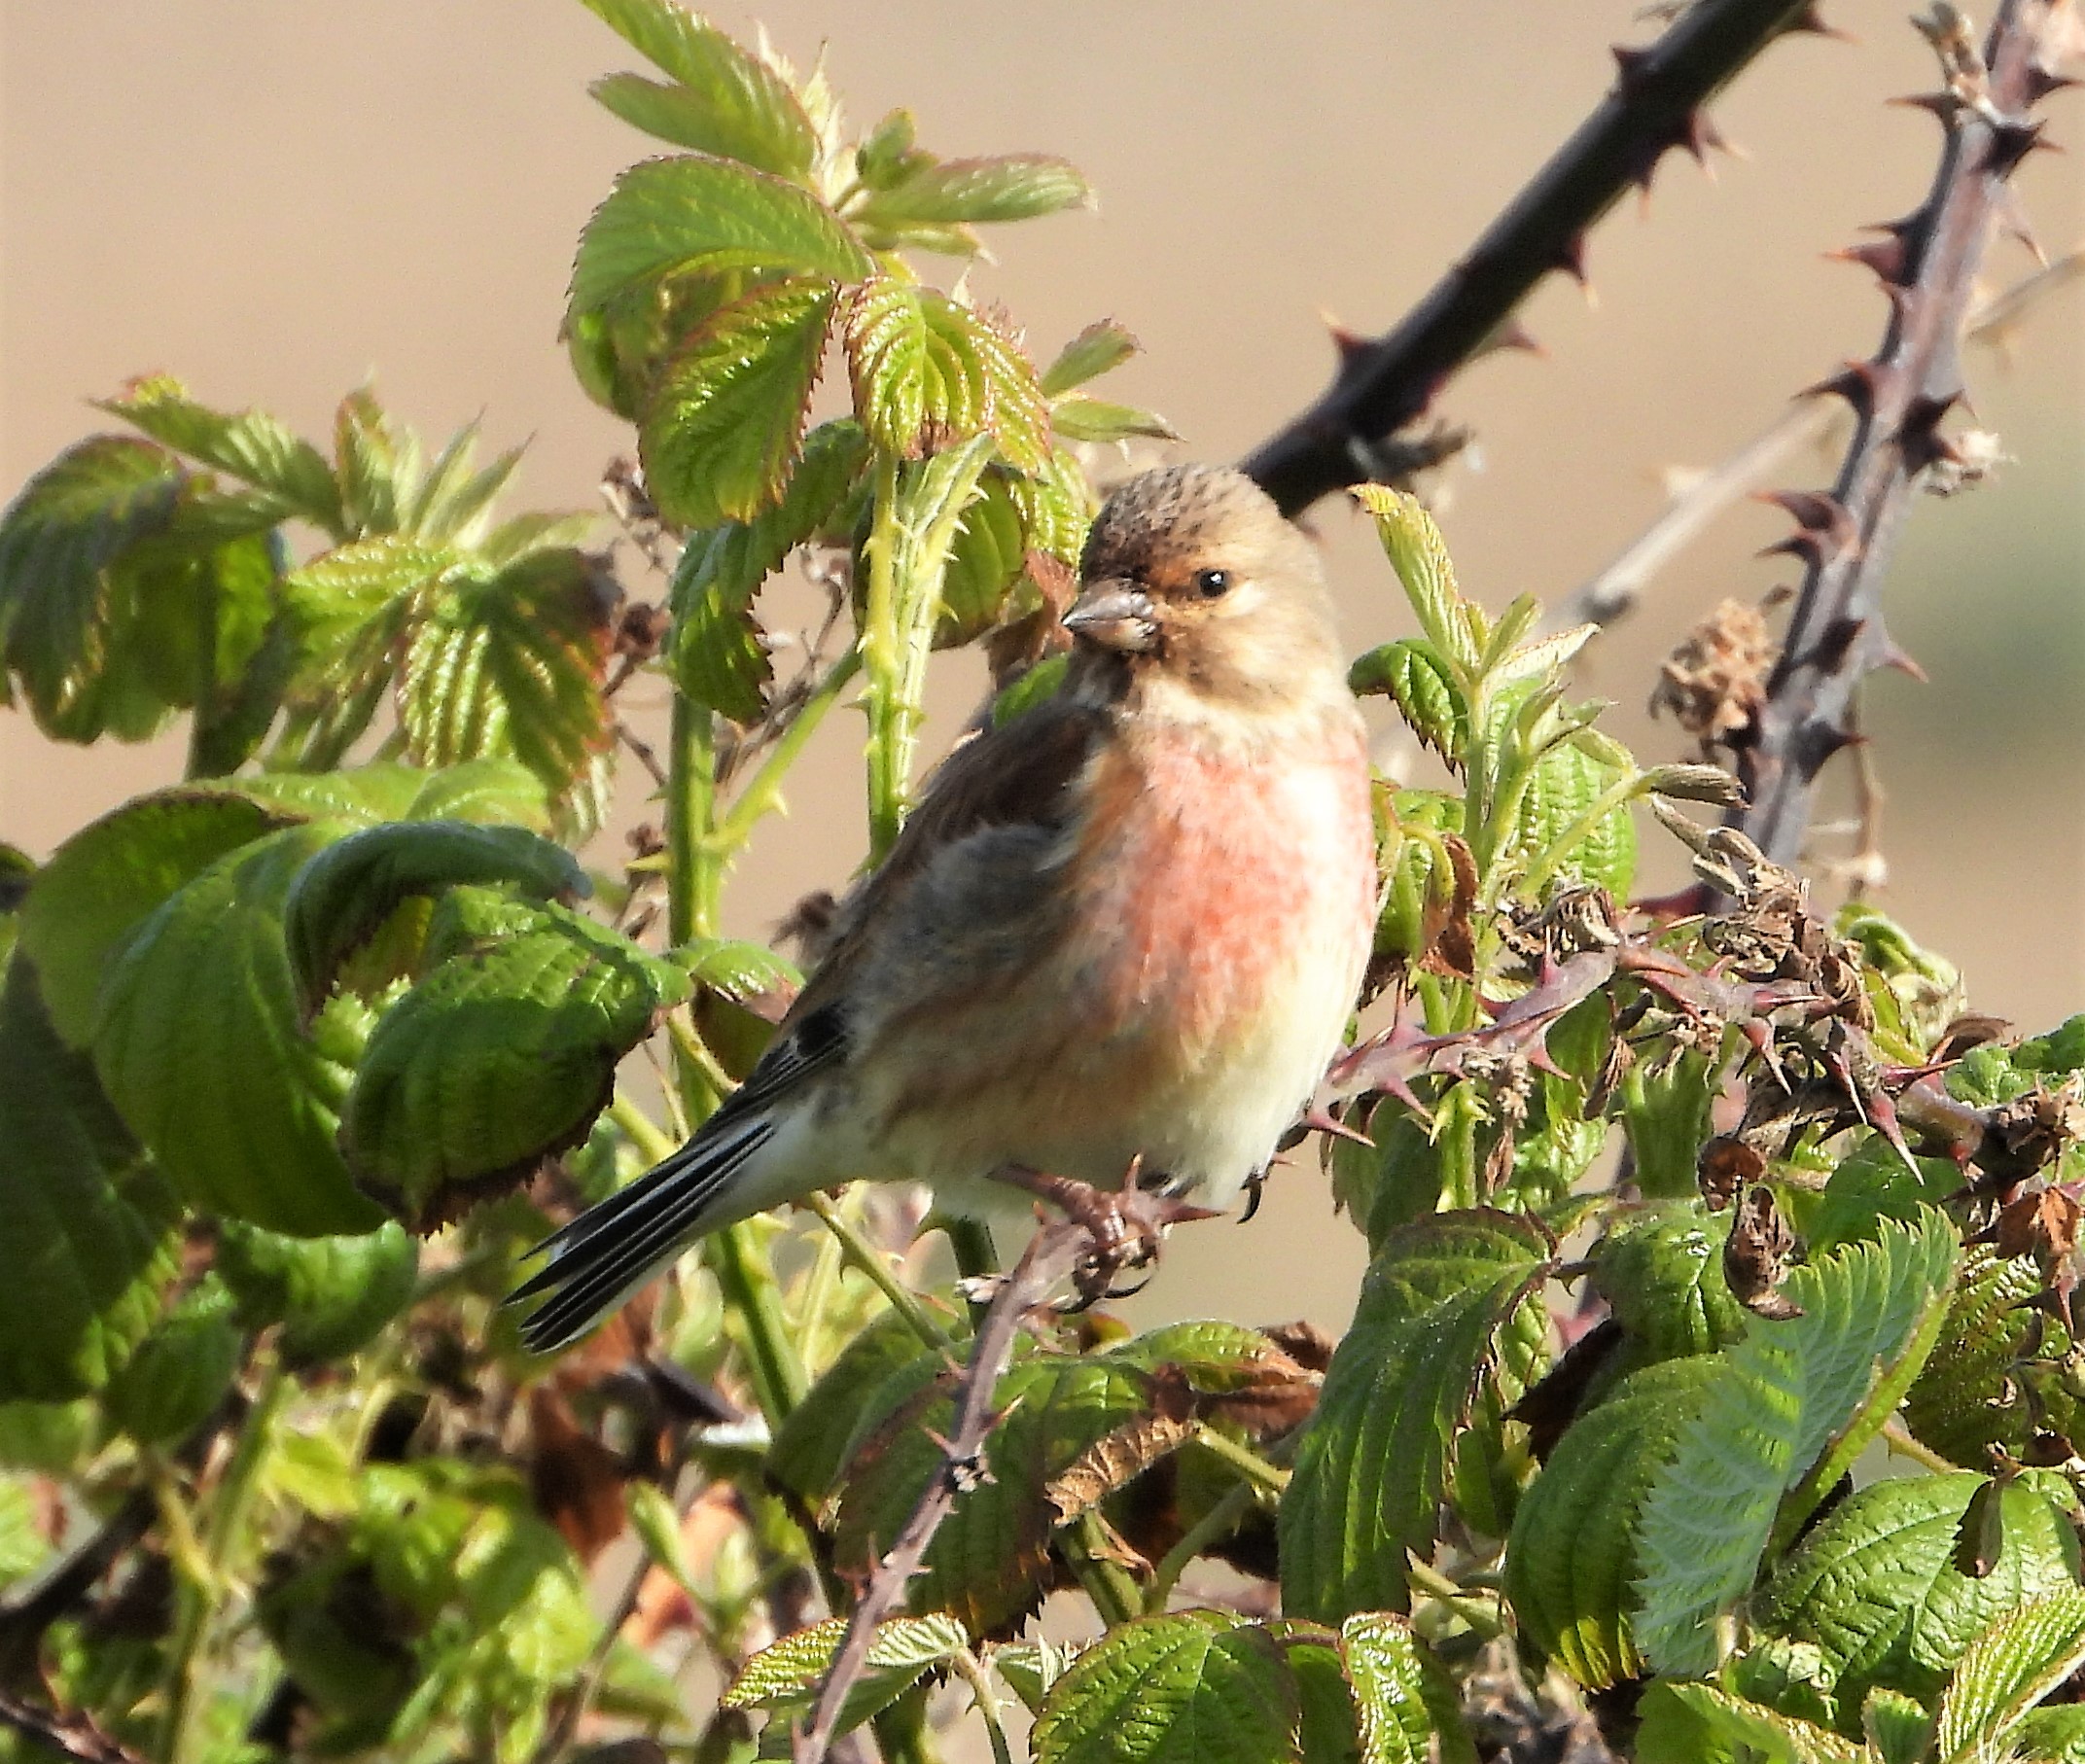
[{"x1": 990, "y1": 1160, "x2": 1219, "y2": 1308}]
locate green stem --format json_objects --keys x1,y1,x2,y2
[
  {"x1": 951, "y1": 1650, "x2": 1016, "y2": 1764},
  {"x1": 1406, "y1": 1557, "x2": 1504, "y2": 1640},
  {"x1": 1058, "y1": 1513, "x2": 1143, "y2": 1628},
  {"x1": 938, "y1": 1216, "x2": 999, "y2": 1330},
  {"x1": 608, "y1": 1091, "x2": 678, "y2": 1165},
  {"x1": 157, "y1": 1353, "x2": 292, "y2": 1764},
  {"x1": 713, "y1": 649, "x2": 864, "y2": 856},
  {"x1": 1189, "y1": 1426, "x2": 1291, "y2": 1497},
  {"x1": 707, "y1": 1225, "x2": 806, "y2": 1424},
  {"x1": 803, "y1": 1192, "x2": 952, "y2": 1353},
  {"x1": 862, "y1": 451, "x2": 907, "y2": 864},
  {"x1": 1144, "y1": 1482, "x2": 1260, "y2": 1614},
  {"x1": 668, "y1": 693, "x2": 721, "y2": 944}
]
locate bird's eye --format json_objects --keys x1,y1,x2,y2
[{"x1": 1193, "y1": 568, "x2": 1232, "y2": 599}]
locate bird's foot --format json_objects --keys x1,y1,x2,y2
[{"x1": 992, "y1": 1162, "x2": 1219, "y2": 1309}]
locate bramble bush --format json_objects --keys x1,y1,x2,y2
[{"x1": 2, "y1": 2, "x2": 2082, "y2": 1762}]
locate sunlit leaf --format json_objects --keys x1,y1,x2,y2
[
  {"x1": 96, "y1": 373, "x2": 343, "y2": 534},
  {"x1": 855, "y1": 155, "x2": 1091, "y2": 230},
  {"x1": 105, "y1": 1276, "x2": 242, "y2": 1446},
  {"x1": 1041, "y1": 320, "x2": 1140, "y2": 396},
  {"x1": 216, "y1": 1218, "x2": 419, "y2": 1366}
]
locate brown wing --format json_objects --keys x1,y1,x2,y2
[{"x1": 711, "y1": 692, "x2": 1108, "y2": 1120}]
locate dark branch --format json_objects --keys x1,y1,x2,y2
[
  {"x1": 0, "y1": 1692, "x2": 151, "y2": 1764},
  {"x1": 1239, "y1": 0, "x2": 1830, "y2": 516},
  {"x1": 1734, "y1": 0, "x2": 2070, "y2": 864}
]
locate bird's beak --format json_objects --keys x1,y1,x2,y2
[{"x1": 1062, "y1": 581, "x2": 1161, "y2": 654}]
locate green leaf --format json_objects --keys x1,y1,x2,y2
[
  {"x1": 105, "y1": 1277, "x2": 243, "y2": 1446},
  {"x1": 856, "y1": 155, "x2": 1091, "y2": 229},
  {"x1": 1902, "y1": 1248, "x2": 2079, "y2": 1467},
  {"x1": 1280, "y1": 1210, "x2": 1555, "y2": 1621},
  {"x1": 0, "y1": 1476, "x2": 50, "y2": 1583},
  {"x1": 769, "y1": 1308, "x2": 960, "y2": 1502},
  {"x1": 92, "y1": 823, "x2": 385, "y2": 1236},
  {"x1": 1860, "y1": 1689, "x2": 1931, "y2": 1764},
  {"x1": 568, "y1": 154, "x2": 868, "y2": 318},
  {"x1": 1632, "y1": 1210, "x2": 1961, "y2": 1676},
  {"x1": 1594, "y1": 1205, "x2": 1749, "y2": 1361},
  {"x1": 667, "y1": 420, "x2": 866, "y2": 723},
  {"x1": 398, "y1": 548, "x2": 615, "y2": 810},
  {"x1": 332, "y1": 388, "x2": 412, "y2": 538},
  {"x1": 1513, "y1": 740, "x2": 1635, "y2": 898},
  {"x1": 2016, "y1": 1012, "x2": 2085, "y2": 1076},
  {"x1": 1042, "y1": 320, "x2": 1140, "y2": 396},
  {"x1": 0, "y1": 436, "x2": 188, "y2": 739},
  {"x1": 1031, "y1": 1610, "x2": 1300, "y2": 1764},
  {"x1": 1048, "y1": 395, "x2": 1180, "y2": 444},
  {"x1": 2016, "y1": 1705, "x2": 2085, "y2": 1762},
  {"x1": 844, "y1": 280, "x2": 1048, "y2": 471},
  {"x1": 639, "y1": 276, "x2": 837, "y2": 530},
  {"x1": 96, "y1": 374, "x2": 343, "y2": 534},
  {"x1": 1754, "y1": 1473, "x2": 2082, "y2": 1733},
  {"x1": 282, "y1": 820, "x2": 586, "y2": 1017},
  {"x1": 1351, "y1": 486, "x2": 1479, "y2": 673},
  {"x1": 722, "y1": 1612, "x2": 967, "y2": 1735},
  {"x1": 1340, "y1": 1612, "x2": 1470, "y2": 1764},
  {"x1": 1504, "y1": 1356, "x2": 1722, "y2": 1689},
  {"x1": 1349, "y1": 639, "x2": 1467, "y2": 767},
  {"x1": 936, "y1": 471, "x2": 1029, "y2": 647},
  {"x1": 1636, "y1": 1683, "x2": 1873, "y2": 1764},
  {"x1": 19, "y1": 788, "x2": 295, "y2": 1047},
  {"x1": 1933, "y1": 1590, "x2": 2085, "y2": 1763},
  {"x1": 580, "y1": 0, "x2": 817, "y2": 177},
  {"x1": 215, "y1": 1218, "x2": 418, "y2": 1366},
  {"x1": 0, "y1": 956, "x2": 180, "y2": 1403},
  {"x1": 340, "y1": 897, "x2": 689, "y2": 1231}
]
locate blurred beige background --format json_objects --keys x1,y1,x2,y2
[{"x1": 4, "y1": 2, "x2": 2080, "y2": 1332}]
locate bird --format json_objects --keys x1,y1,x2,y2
[{"x1": 512, "y1": 463, "x2": 1379, "y2": 1352}]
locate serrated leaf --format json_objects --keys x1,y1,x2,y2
[
  {"x1": 844, "y1": 281, "x2": 1047, "y2": 470},
  {"x1": 215, "y1": 1218, "x2": 418, "y2": 1366},
  {"x1": 1753, "y1": 1473, "x2": 2081, "y2": 1734},
  {"x1": 105, "y1": 1277, "x2": 243, "y2": 1446},
  {"x1": 341, "y1": 899, "x2": 689, "y2": 1230},
  {"x1": 1902, "y1": 1249, "x2": 2077, "y2": 1467},
  {"x1": 856, "y1": 155, "x2": 1090, "y2": 231},
  {"x1": 1512, "y1": 739, "x2": 1636, "y2": 898},
  {"x1": 1280, "y1": 1210, "x2": 1555, "y2": 1622},
  {"x1": 1633, "y1": 1210, "x2": 1961, "y2": 1676},
  {"x1": 403, "y1": 759, "x2": 554, "y2": 829},
  {"x1": 639, "y1": 275, "x2": 837, "y2": 530},
  {"x1": 1504, "y1": 1357, "x2": 1722, "y2": 1689},
  {"x1": 568, "y1": 154, "x2": 867, "y2": 318},
  {"x1": 0, "y1": 436, "x2": 189, "y2": 740},
  {"x1": 1041, "y1": 320, "x2": 1140, "y2": 396},
  {"x1": 936, "y1": 472, "x2": 1028, "y2": 647},
  {"x1": 2016, "y1": 1705, "x2": 2085, "y2": 1762},
  {"x1": 1031, "y1": 1610, "x2": 1300, "y2": 1764},
  {"x1": 1340, "y1": 1612, "x2": 1470, "y2": 1764},
  {"x1": 1594, "y1": 1205, "x2": 1749, "y2": 1361},
  {"x1": 1860, "y1": 1688, "x2": 1931, "y2": 1764},
  {"x1": 93, "y1": 823, "x2": 384, "y2": 1236},
  {"x1": 96, "y1": 374, "x2": 343, "y2": 534},
  {"x1": 667, "y1": 419, "x2": 866, "y2": 723},
  {"x1": 1934, "y1": 1590, "x2": 2085, "y2": 1763},
  {"x1": 332, "y1": 388, "x2": 412, "y2": 538},
  {"x1": 19, "y1": 789, "x2": 295, "y2": 1047},
  {"x1": 283, "y1": 820, "x2": 586, "y2": 1017},
  {"x1": 1620, "y1": 1049, "x2": 1718, "y2": 1202},
  {"x1": 580, "y1": 0, "x2": 817, "y2": 177},
  {"x1": 0, "y1": 956, "x2": 180, "y2": 1403},
  {"x1": 1349, "y1": 639, "x2": 1467, "y2": 767},
  {"x1": 1352, "y1": 486, "x2": 1478, "y2": 673},
  {"x1": 398, "y1": 548, "x2": 616, "y2": 812},
  {"x1": 723, "y1": 1612, "x2": 967, "y2": 1736},
  {"x1": 1636, "y1": 1683, "x2": 1873, "y2": 1764},
  {"x1": 769, "y1": 1308, "x2": 960, "y2": 1502}
]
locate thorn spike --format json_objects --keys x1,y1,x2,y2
[
  {"x1": 1554, "y1": 233, "x2": 1591, "y2": 286},
  {"x1": 1799, "y1": 360, "x2": 1885, "y2": 418},
  {"x1": 1826, "y1": 236, "x2": 1913, "y2": 286},
  {"x1": 1610, "y1": 42, "x2": 1654, "y2": 93}
]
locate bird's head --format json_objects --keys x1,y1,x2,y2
[{"x1": 1065, "y1": 464, "x2": 1348, "y2": 717}]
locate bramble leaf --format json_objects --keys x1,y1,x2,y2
[
  {"x1": 92, "y1": 823, "x2": 385, "y2": 1236},
  {"x1": 0, "y1": 956, "x2": 180, "y2": 1403},
  {"x1": 568, "y1": 154, "x2": 868, "y2": 318},
  {"x1": 580, "y1": 0, "x2": 817, "y2": 178},
  {"x1": 723, "y1": 1612, "x2": 967, "y2": 1737},
  {"x1": 283, "y1": 819, "x2": 586, "y2": 1017},
  {"x1": 1280, "y1": 1210, "x2": 1555, "y2": 1621},
  {"x1": 1031, "y1": 1610, "x2": 1300, "y2": 1764},
  {"x1": 96, "y1": 374, "x2": 343, "y2": 534},
  {"x1": 639, "y1": 275, "x2": 837, "y2": 529},
  {"x1": 1513, "y1": 739, "x2": 1636, "y2": 898},
  {"x1": 1352, "y1": 486, "x2": 1479, "y2": 673},
  {"x1": 340, "y1": 895, "x2": 689, "y2": 1230},
  {"x1": 1632, "y1": 1210, "x2": 1961, "y2": 1676},
  {"x1": 105, "y1": 1277, "x2": 243, "y2": 1446},
  {"x1": 216, "y1": 1218, "x2": 419, "y2": 1366},
  {"x1": 1349, "y1": 639, "x2": 1467, "y2": 767},
  {"x1": 1047, "y1": 395, "x2": 1180, "y2": 444},
  {"x1": 1752, "y1": 1471, "x2": 2081, "y2": 1731},
  {"x1": 1636, "y1": 1683, "x2": 1872, "y2": 1764},
  {"x1": 1933, "y1": 1589, "x2": 2085, "y2": 1764},
  {"x1": 1340, "y1": 1612, "x2": 1472, "y2": 1764},
  {"x1": 1505, "y1": 1356, "x2": 1722, "y2": 1689},
  {"x1": 1594, "y1": 1205, "x2": 1748, "y2": 1362},
  {"x1": 1042, "y1": 320, "x2": 1140, "y2": 396},
  {"x1": 18, "y1": 788, "x2": 294, "y2": 1047},
  {"x1": 855, "y1": 155, "x2": 1090, "y2": 231},
  {"x1": 844, "y1": 280, "x2": 1048, "y2": 471}
]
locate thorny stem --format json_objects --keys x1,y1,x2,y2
[
  {"x1": 1733, "y1": 0, "x2": 2066, "y2": 868},
  {"x1": 714, "y1": 649, "x2": 865, "y2": 856},
  {"x1": 1239, "y1": 0, "x2": 1830, "y2": 515},
  {"x1": 862, "y1": 451, "x2": 907, "y2": 864},
  {"x1": 156, "y1": 1353, "x2": 291, "y2": 1764},
  {"x1": 1405, "y1": 1558, "x2": 1506, "y2": 1641},
  {"x1": 1058, "y1": 1513, "x2": 1145, "y2": 1629},
  {"x1": 802, "y1": 1191, "x2": 955, "y2": 1353},
  {"x1": 950, "y1": 1651, "x2": 1016, "y2": 1764},
  {"x1": 1188, "y1": 1425, "x2": 1291, "y2": 1497},
  {"x1": 667, "y1": 693, "x2": 719, "y2": 943}
]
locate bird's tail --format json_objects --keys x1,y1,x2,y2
[{"x1": 510, "y1": 1110, "x2": 776, "y2": 1352}]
